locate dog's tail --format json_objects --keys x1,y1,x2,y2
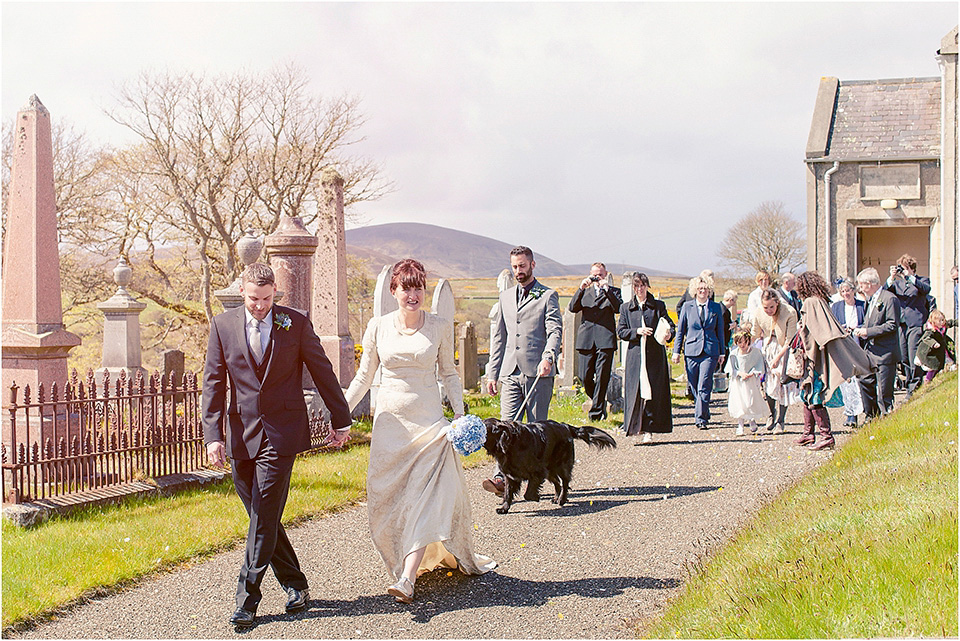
[{"x1": 571, "y1": 425, "x2": 617, "y2": 450}]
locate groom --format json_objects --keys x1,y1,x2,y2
[{"x1": 202, "y1": 262, "x2": 352, "y2": 628}]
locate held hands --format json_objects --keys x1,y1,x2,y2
[
  {"x1": 207, "y1": 441, "x2": 226, "y2": 469},
  {"x1": 323, "y1": 427, "x2": 351, "y2": 449}
]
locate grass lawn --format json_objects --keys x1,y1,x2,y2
[{"x1": 643, "y1": 371, "x2": 959, "y2": 638}]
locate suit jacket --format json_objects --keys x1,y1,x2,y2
[
  {"x1": 778, "y1": 287, "x2": 802, "y2": 315},
  {"x1": 862, "y1": 289, "x2": 902, "y2": 365},
  {"x1": 568, "y1": 284, "x2": 622, "y2": 350},
  {"x1": 674, "y1": 299, "x2": 725, "y2": 358},
  {"x1": 488, "y1": 279, "x2": 563, "y2": 380},
  {"x1": 885, "y1": 275, "x2": 931, "y2": 328},
  {"x1": 201, "y1": 304, "x2": 351, "y2": 460}
]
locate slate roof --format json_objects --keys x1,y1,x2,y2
[{"x1": 826, "y1": 77, "x2": 941, "y2": 160}]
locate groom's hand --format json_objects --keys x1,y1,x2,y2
[
  {"x1": 325, "y1": 427, "x2": 351, "y2": 449},
  {"x1": 207, "y1": 441, "x2": 226, "y2": 469},
  {"x1": 485, "y1": 379, "x2": 498, "y2": 395}
]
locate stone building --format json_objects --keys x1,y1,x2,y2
[{"x1": 804, "y1": 26, "x2": 957, "y2": 309}]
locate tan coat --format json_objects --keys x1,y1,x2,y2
[
  {"x1": 751, "y1": 303, "x2": 798, "y2": 347},
  {"x1": 799, "y1": 296, "x2": 874, "y2": 399}
]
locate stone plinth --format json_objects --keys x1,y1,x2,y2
[
  {"x1": 265, "y1": 216, "x2": 317, "y2": 316},
  {"x1": 96, "y1": 258, "x2": 147, "y2": 386},
  {"x1": 215, "y1": 229, "x2": 266, "y2": 310},
  {"x1": 311, "y1": 169, "x2": 355, "y2": 386},
  {"x1": 1, "y1": 96, "x2": 80, "y2": 445}
]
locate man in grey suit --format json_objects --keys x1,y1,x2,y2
[
  {"x1": 853, "y1": 267, "x2": 902, "y2": 419},
  {"x1": 203, "y1": 263, "x2": 352, "y2": 628},
  {"x1": 483, "y1": 246, "x2": 563, "y2": 494}
]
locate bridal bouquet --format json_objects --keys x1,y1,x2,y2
[{"x1": 446, "y1": 414, "x2": 487, "y2": 456}]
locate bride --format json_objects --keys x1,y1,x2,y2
[{"x1": 343, "y1": 259, "x2": 496, "y2": 603}]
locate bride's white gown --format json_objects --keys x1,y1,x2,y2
[{"x1": 344, "y1": 311, "x2": 496, "y2": 581}]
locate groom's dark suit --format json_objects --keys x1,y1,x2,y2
[{"x1": 202, "y1": 303, "x2": 350, "y2": 612}]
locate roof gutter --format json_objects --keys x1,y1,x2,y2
[{"x1": 823, "y1": 161, "x2": 841, "y2": 283}]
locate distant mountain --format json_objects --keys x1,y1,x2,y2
[{"x1": 346, "y1": 223, "x2": 687, "y2": 279}]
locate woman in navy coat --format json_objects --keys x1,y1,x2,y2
[
  {"x1": 617, "y1": 272, "x2": 675, "y2": 443},
  {"x1": 672, "y1": 275, "x2": 726, "y2": 428}
]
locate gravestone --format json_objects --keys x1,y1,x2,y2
[
  {"x1": 458, "y1": 321, "x2": 479, "y2": 391},
  {"x1": 485, "y1": 268, "x2": 514, "y2": 380},
  {"x1": 619, "y1": 272, "x2": 633, "y2": 402},
  {"x1": 431, "y1": 279, "x2": 456, "y2": 404},
  {"x1": 557, "y1": 308, "x2": 580, "y2": 397},
  {"x1": 97, "y1": 258, "x2": 147, "y2": 386},
  {"x1": 366, "y1": 264, "x2": 397, "y2": 414},
  {"x1": 1, "y1": 96, "x2": 80, "y2": 446}
]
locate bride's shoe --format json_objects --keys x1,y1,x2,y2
[{"x1": 387, "y1": 576, "x2": 414, "y2": 603}]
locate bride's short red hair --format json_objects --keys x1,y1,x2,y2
[{"x1": 390, "y1": 258, "x2": 427, "y2": 293}]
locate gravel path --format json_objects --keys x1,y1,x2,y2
[{"x1": 11, "y1": 395, "x2": 858, "y2": 639}]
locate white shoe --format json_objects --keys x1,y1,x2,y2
[
  {"x1": 642, "y1": 432, "x2": 653, "y2": 444},
  {"x1": 736, "y1": 425, "x2": 744, "y2": 436},
  {"x1": 388, "y1": 576, "x2": 414, "y2": 603}
]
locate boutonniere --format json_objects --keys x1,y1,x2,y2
[
  {"x1": 274, "y1": 313, "x2": 292, "y2": 331},
  {"x1": 529, "y1": 285, "x2": 545, "y2": 300}
]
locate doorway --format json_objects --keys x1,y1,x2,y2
[{"x1": 856, "y1": 226, "x2": 930, "y2": 277}]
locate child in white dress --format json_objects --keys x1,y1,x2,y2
[{"x1": 726, "y1": 329, "x2": 768, "y2": 436}]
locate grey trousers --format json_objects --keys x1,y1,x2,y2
[{"x1": 491, "y1": 370, "x2": 554, "y2": 479}]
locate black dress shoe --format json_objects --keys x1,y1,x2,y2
[
  {"x1": 230, "y1": 607, "x2": 256, "y2": 628},
  {"x1": 285, "y1": 586, "x2": 309, "y2": 612}
]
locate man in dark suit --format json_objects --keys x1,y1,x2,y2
[
  {"x1": 884, "y1": 254, "x2": 931, "y2": 397},
  {"x1": 202, "y1": 263, "x2": 352, "y2": 628},
  {"x1": 778, "y1": 272, "x2": 802, "y2": 315},
  {"x1": 854, "y1": 267, "x2": 902, "y2": 419},
  {"x1": 568, "y1": 262, "x2": 622, "y2": 420}
]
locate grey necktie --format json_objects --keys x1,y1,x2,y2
[
  {"x1": 699, "y1": 304, "x2": 706, "y2": 325},
  {"x1": 249, "y1": 319, "x2": 264, "y2": 364}
]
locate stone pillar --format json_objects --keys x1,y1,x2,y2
[
  {"x1": 458, "y1": 321, "x2": 479, "y2": 391},
  {"x1": 214, "y1": 229, "x2": 268, "y2": 310},
  {"x1": 265, "y1": 216, "x2": 317, "y2": 317},
  {"x1": 96, "y1": 258, "x2": 148, "y2": 386},
  {"x1": 557, "y1": 309, "x2": 580, "y2": 397},
  {"x1": 311, "y1": 169, "x2": 355, "y2": 387},
  {"x1": 618, "y1": 272, "x2": 633, "y2": 398},
  {"x1": 1, "y1": 96, "x2": 81, "y2": 445}
]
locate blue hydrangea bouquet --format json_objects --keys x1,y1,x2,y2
[{"x1": 445, "y1": 414, "x2": 487, "y2": 456}]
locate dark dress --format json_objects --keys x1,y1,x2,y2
[{"x1": 617, "y1": 294, "x2": 675, "y2": 435}]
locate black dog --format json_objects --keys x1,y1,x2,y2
[{"x1": 483, "y1": 418, "x2": 617, "y2": 514}]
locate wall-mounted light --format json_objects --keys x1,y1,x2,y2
[{"x1": 880, "y1": 199, "x2": 899, "y2": 210}]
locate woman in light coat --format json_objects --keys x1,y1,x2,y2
[{"x1": 750, "y1": 288, "x2": 799, "y2": 433}]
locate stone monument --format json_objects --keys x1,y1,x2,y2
[
  {"x1": 431, "y1": 278, "x2": 456, "y2": 403},
  {"x1": 557, "y1": 308, "x2": 580, "y2": 397},
  {"x1": 96, "y1": 257, "x2": 147, "y2": 385},
  {"x1": 1, "y1": 96, "x2": 81, "y2": 444},
  {"x1": 213, "y1": 229, "x2": 273, "y2": 310},
  {"x1": 458, "y1": 321, "x2": 479, "y2": 391},
  {"x1": 485, "y1": 268, "x2": 514, "y2": 380},
  {"x1": 311, "y1": 169, "x2": 355, "y2": 387}
]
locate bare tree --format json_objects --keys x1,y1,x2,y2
[
  {"x1": 717, "y1": 201, "x2": 806, "y2": 277},
  {"x1": 106, "y1": 64, "x2": 390, "y2": 321}
]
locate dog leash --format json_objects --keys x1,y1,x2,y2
[{"x1": 512, "y1": 372, "x2": 544, "y2": 422}]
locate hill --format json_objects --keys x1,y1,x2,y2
[{"x1": 346, "y1": 222, "x2": 686, "y2": 279}]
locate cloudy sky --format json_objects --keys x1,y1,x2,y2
[{"x1": 2, "y1": 2, "x2": 955, "y2": 275}]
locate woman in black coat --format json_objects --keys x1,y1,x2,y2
[{"x1": 617, "y1": 272, "x2": 676, "y2": 443}]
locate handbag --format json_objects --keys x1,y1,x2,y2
[{"x1": 785, "y1": 333, "x2": 806, "y2": 380}]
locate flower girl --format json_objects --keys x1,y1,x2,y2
[{"x1": 726, "y1": 329, "x2": 768, "y2": 436}]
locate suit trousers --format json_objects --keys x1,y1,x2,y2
[
  {"x1": 577, "y1": 347, "x2": 615, "y2": 419},
  {"x1": 500, "y1": 370, "x2": 554, "y2": 422},
  {"x1": 232, "y1": 434, "x2": 307, "y2": 611},
  {"x1": 684, "y1": 353, "x2": 717, "y2": 424},
  {"x1": 899, "y1": 324, "x2": 924, "y2": 394},
  {"x1": 859, "y1": 362, "x2": 896, "y2": 419}
]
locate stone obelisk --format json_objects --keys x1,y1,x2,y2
[
  {"x1": 1, "y1": 96, "x2": 81, "y2": 443},
  {"x1": 311, "y1": 169, "x2": 356, "y2": 387}
]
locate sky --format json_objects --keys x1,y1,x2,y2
[{"x1": 2, "y1": 2, "x2": 956, "y2": 276}]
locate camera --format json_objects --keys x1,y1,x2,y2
[
  {"x1": 589, "y1": 275, "x2": 601, "y2": 282},
  {"x1": 895, "y1": 265, "x2": 905, "y2": 275}
]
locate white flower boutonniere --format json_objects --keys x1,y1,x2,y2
[
  {"x1": 529, "y1": 286, "x2": 545, "y2": 300},
  {"x1": 274, "y1": 313, "x2": 292, "y2": 331}
]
